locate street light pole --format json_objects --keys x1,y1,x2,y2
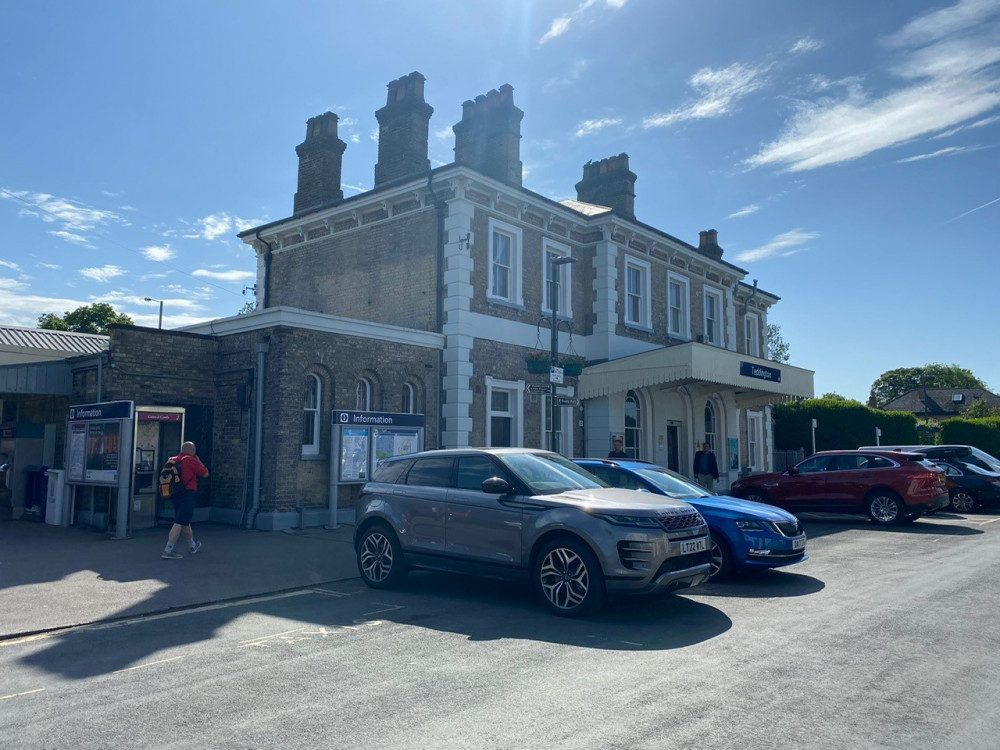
[
  {"x1": 144, "y1": 297, "x2": 164, "y2": 329},
  {"x1": 549, "y1": 255, "x2": 577, "y2": 454}
]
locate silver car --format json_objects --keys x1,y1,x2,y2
[{"x1": 354, "y1": 448, "x2": 711, "y2": 616}]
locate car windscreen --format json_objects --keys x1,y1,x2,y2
[
  {"x1": 633, "y1": 467, "x2": 705, "y2": 499},
  {"x1": 968, "y1": 448, "x2": 1000, "y2": 473},
  {"x1": 497, "y1": 452, "x2": 607, "y2": 494}
]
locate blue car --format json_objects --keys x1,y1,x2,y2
[{"x1": 574, "y1": 458, "x2": 808, "y2": 581}]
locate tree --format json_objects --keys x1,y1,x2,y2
[
  {"x1": 870, "y1": 364, "x2": 987, "y2": 408},
  {"x1": 238, "y1": 301, "x2": 256, "y2": 315},
  {"x1": 37, "y1": 303, "x2": 134, "y2": 335},
  {"x1": 822, "y1": 392, "x2": 849, "y2": 401},
  {"x1": 963, "y1": 399, "x2": 1000, "y2": 419},
  {"x1": 765, "y1": 323, "x2": 790, "y2": 363}
]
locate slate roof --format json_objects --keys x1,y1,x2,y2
[
  {"x1": 0, "y1": 324, "x2": 108, "y2": 357},
  {"x1": 883, "y1": 387, "x2": 1000, "y2": 416}
]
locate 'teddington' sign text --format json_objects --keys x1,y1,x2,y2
[{"x1": 740, "y1": 362, "x2": 782, "y2": 383}]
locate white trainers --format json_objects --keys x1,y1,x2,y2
[
  {"x1": 190, "y1": 541, "x2": 203, "y2": 555},
  {"x1": 161, "y1": 551, "x2": 183, "y2": 560}
]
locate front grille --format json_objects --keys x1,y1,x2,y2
[
  {"x1": 774, "y1": 520, "x2": 802, "y2": 537},
  {"x1": 657, "y1": 511, "x2": 705, "y2": 532},
  {"x1": 618, "y1": 541, "x2": 654, "y2": 571},
  {"x1": 655, "y1": 549, "x2": 711, "y2": 577},
  {"x1": 748, "y1": 549, "x2": 805, "y2": 562}
]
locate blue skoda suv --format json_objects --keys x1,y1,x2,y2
[{"x1": 574, "y1": 458, "x2": 807, "y2": 581}]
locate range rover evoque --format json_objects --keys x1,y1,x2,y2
[{"x1": 354, "y1": 448, "x2": 712, "y2": 616}]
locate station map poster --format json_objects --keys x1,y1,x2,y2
[
  {"x1": 340, "y1": 427, "x2": 370, "y2": 482},
  {"x1": 67, "y1": 424, "x2": 87, "y2": 481},
  {"x1": 373, "y1": 428, "x2": 420, "y2": 471}
]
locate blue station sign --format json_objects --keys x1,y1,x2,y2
[
  {"x1": 68, "y1": 400, "x2": 135, "y2": 421},
  {"x1": 740, "y1": 362, "x2": 782, "y2": 383}
]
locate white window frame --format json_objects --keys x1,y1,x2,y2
[
  {"x1": 624, "y1": 256, "x2": 651, "y2": 330},
  {"x1": 542, "y1": 239, "x2": 572, "y2": 319},
  {"x1": 488, "y1": 218, "x2": 523, "y2": 306},
  {"x1": 667, "y1": 272, "x2": 691, "y2": 339},
  {"x1": 704, "y1": 400, "x2": 717, "y2": 453},
  {"x1": 624, "y1": 389, "x2": 643, "y2": 460},
  {"x1": 745, "y1": 312, "x2": 761, "y2": 357},
  {"x1": 402, "y1": 382, "x2": 415, "y2": 414},
  {"x1": 302, "y1": 373, "x2": 321, "y2": 456},
  {"x1": 356, "y1": 377, "x2": 373, "y2": 411},
  {"x1": 747, "y1": 410, "x2": 763, "y2": 471},
  {"x1": 703, "y1": 286, "x2": 723, "y2": 346},
  {"x1": 485, "y1": 376, "x2": 524, "y2": 447}
]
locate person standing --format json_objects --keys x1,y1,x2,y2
[
  {"x1": 161, "y1": 441, "x2": 209, "y2": 560},
  {"x1": 608, "y1": 437, "x2": 628, "y2": 459},
  {"x1": 693, "y1": 442, "x2": 719, "y2": 492}
]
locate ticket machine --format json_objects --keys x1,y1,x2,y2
[{"x1": 130, "y1": 407, "x2": 184, "y2": 530}]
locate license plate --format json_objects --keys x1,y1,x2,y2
[
  {"x1": 680, "y1": 538, "x2": 707, "y2": 555},
  {"x1": 793, "y1": 536, "x2": 806, "y2": 550}
]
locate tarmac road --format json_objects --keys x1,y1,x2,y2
[{"x1": 2, "y1": 511, "x2": 999, "y2": 749}]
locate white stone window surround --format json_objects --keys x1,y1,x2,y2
[
  {"x1": 542, "y1": 238, "x2": 573, "y2": 320},
  {"x1": 485, "y1": 375, "x2": 524, "y2": 447},
  {"x1": 702, "y1": 285, "x2": 724, "y2": 346},
  {"x1": 302, "y1": 373, "x2": 321, "y2": 456},
  {"x1": 745, "y1": 312, "x2": 761, "y2": 357},
  {"x1": 624, "y1": 255, "x2": 652, "y2": 331},
  {"x1": 667, "y1": 271, "x2": 691, "y2": 340},
  {"x1": 487, "y1": 217, "x2": 524, "y2": 308},
  {"x1": 402, "y1": 382, "x2": 415, "y2": 414},
  {"x1": 356, "y1": 377, "x2": 373, "y2": 411},
  {"x1": 747, "y1": 410, "x2": 763, "y2": 471}
]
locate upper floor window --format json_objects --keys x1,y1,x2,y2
[
  {"x1": 624, "y1": 257, "x2": 651, "y2": 329},
  {"x1": 402, "y1": 382, "x2": 415, "y2": 414},
  {"x1": 356, "y1": 377, "x2": 373, "y2": 411},
  {"x1": 745, "y1": 313, "x2": 760, "y2": 357},
  {"x1": 488, "y1": 218, "x2": 523, "y2": 306},
  {"x1": 703, "y1": 287, "x2": 722, "y2": 345},
  {"x1": 302, "y1": 374, "x2": 321, "y2": 455},
  {"x1": 543, "y1": 240, "x2": 572, "y2": 318},
  {"x1": 667, "y1": 273, "x2": 690, "y2": 338}
]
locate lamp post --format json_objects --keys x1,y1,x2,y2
[
  {"x1": 549, "y1": 255, "x2": 577, "y2": 454},
  {"x1": 144, "y1": 297, "x2": 164, "y2": 329}
]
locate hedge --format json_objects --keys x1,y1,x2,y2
[
  {"x1": 940, "y1": 417, "x2": 1000, "y2": 457},
  {"x1": 773, "y1": 398, "x2": 918, "y2": 452}
]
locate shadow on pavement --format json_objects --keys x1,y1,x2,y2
[
  {"x1": 692, "y1": 568, "x2": 825, "y2": 599},
  {"x1": 797, "y1": 514, "x2": 985, "y2": 541}
]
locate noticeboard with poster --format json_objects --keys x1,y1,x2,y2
[
  {"x1": 373, "y1": 428, "x2": 420, "y2": 472},
  {"x1": 339, "y1": 427, "x2": 370, "y2": 482}
]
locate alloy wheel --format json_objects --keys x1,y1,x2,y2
[
  {"x1": 710, "y1": 538, "x2": 723, "y2": 578},
  {"x1": 869, "y1": 495, "x2": 900, "y2": 523},
  {"x1": 951, "y1": 491, "x2": 976, "y2": 513},
  {"x1": 539, "y1": 546, "x2": 590, "y2": 611},
  {"x1": 359, "y1": 532, "x2": 393, "y2": 583}
]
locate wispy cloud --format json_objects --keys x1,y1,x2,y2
[
  {"x1": 79, "y1": 265, "x2": 127, "y2": 283},
  {"x1": 790, "y1": 37, "x2": 823, "y2": 54},
  {"x1": 433, "y1": 125, "x2": 453, "y2": 142},
  {"x1": 643, "y1": 63, "x2": 769, "y2": 129},
  {"x1": 0, "y1": 260, "x2": 22, "y2": 272},
  {"x1": 38, "y1": 263, "x2": 62, "y2": 270},
  {"x1": 192, "y1": 268, "x2": 256, "y2": 282},
  {"x1": 746, "y1": 0, "x2": 1000, "y2": 172},
  {"x1": 931, "y1": 114, "x2": 1000, "y2": 139},
  {"x1": 142, "y1": 244, "x2": 176, "y2": 262},
  {"x1": 728, "y1": 204, "x2": 760, "y2": 219},
  {"x1": 539, "y1": 0, "x2": 628, "y2": 46},
  {"x1": 946, "y1": 195, "x2": 1000, "y2": 222},
  {"x1": 182, "y1": 213, "x2": 261, "y2": 242},
  {"x1": 0, "y1": 187, "x2": 128, "y2": 246},
  {"x1": 543, "y1": 59, "x2": 590, "y2": 92},
  {"x1": 896, "y1": 144, "x2": 986, "y2": 162},
  {"x1": 575, "y1": 117, "x2": 624, "y2": 137},
  {"x1": 734, "y1": 230, "x2": 818, "y2": 262}
]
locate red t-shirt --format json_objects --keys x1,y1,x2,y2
[{"x1": 172, "y1": 453, "x2": 209, "y2": 491}]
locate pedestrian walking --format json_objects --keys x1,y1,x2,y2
[
  {"x1": 693, "y1": 442, "x2": 719, "y2": 492},
  {"x1": 161, "y1": 441, "x2": 209, "y2": 559}
]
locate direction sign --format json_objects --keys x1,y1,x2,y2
[
  {"x1": 526, "y1": 384, "x2": 553, "y2": 395},
  {"x1": 550, "y1": 365, "x2": 564, "y2": 385},
  {"x1": 554, "y1": 396, "x2": 580, "y2": 407}
]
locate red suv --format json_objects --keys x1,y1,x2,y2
[{"x1": 729, "y1": 450, "x2": 949, "y2": 525}]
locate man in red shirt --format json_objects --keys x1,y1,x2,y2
[{"x1": 161, "y1": 441, "x2": 210, "y2": 560}]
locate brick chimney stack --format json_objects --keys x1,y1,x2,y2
[
  {"x1": 453, "y1": 84, "x2": 524, "y2": 186},
  {"x1": 575, "y1": 154, "x2": 637, "y2": 220},
  {"x1": 374, "y1": 71, "x2": 434, "y2": 187},
  {"x1": 294, "y1": 112, "x2": 347, "y2": 214},
  {"x1": 698, "y1": 229, "x2": 724, "y2": 260}
]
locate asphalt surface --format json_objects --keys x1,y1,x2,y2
[{"x1": 2, "y1": 510, "x2": 998, "y2": 749}]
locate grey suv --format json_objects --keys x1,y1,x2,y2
[{"x1": 354, "y1": 448, "x2": 711, "y2": 616}]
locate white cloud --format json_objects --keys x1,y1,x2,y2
[
  {"x1": 192, "y1": 268, "x2": 256, "y2": 282},
  {"x1": 38, "y1": 263, "x2": 62, "y2": 270},
  {"x1": 1, "y1": 188, "x2": 127, "y2": 245},
  {"x1": 142, "y1": 244, "x2": 176, "y2": 262},
  {"x1": 575, "y1": 117, "x2": 624, "y2": 137},
  {"x1": 433, "y1": 125, "x2": 453, "y2": 142},
  {"x1": 790, "y1": 37, "x2": 823, "y2": 54},
  {"x1": 946, "y1": 195, "x2": 1000, "y2": 222},
  {"x1": 0, "y1": 260, "x2": 22, "y2": 271},
  {"x1": 540, "y1": 16, "x2": 573, "y2": 45},
  {"x1": 643, "y1": 63, "x2": 769, "y2": 128},
  {"x1": 896, "y1": 145, "x2": 985, "y2": 162},
  {"x1": 931, "y1": 114, "x2": 1000, "y2": 138},
  {"x1": 0, "y1": 289, "x2": 88, "y2": 327},
  {"x1": 884, "y1": 0, "x2": 999, "y2": 48},
  {"x1": 734, "y1": 230, "x2": 818, "y2": 263},
  {"x1": 544, "y1": 59, "x2": 590, "y2": 92},
  {"x1": 538, "y1": 0, "x2": 627, "y2": 45},
  {"x1": 49, "y1": 230, "x2": 94, "y2": 247},
  {"x1": 728, "y1": 204, "x2": 760, "y2": 219},
  {"x1": 369, "y1": 128, "x2": 379, "y2": 143},
  {"x1": 79, "y1": 265, "x2": 127, "y2": 283},
  {"x1": 0, "y1": 277, "x2": 28, "y2": 291},
  {"x1": 182, "y1": 213, "x2": 262, "y2": 242}
]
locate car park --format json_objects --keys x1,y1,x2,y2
[
  {"x1": 574, "y1": 458, "x2": 807, "y2": 581},
  {"x1": 354, "y1": 448, "x2": 711, "y2": 617},
  {"x1": 728, "y1": 449, "x2": 949, "y2": 525}
]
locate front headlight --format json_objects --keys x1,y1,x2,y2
[
  {"x1": 592, "y1": 513, "x2": 661, "y2": 528},
  {"x1": 735, "y1": 519, "x2": 769, "y2": 532}
]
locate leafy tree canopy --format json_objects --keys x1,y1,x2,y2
[
  {"x1": 238, "y1": 301, "x2": 256, "y2": 315},
  {"x1": 963, "y1": 400, "x2": 1000, "y2": 419},
  {"x1": 765, "y1": 323, "x2": 790, "y2": 363},
  {"x1": 821, "y1": 392, "x2": 857, "y2": 402},
  {"x1": 37, "y1": 303, "x2": 134, "y2": 335},
  {"x1": 870, "y1": 364, "x2": 986, "y2": 408}
]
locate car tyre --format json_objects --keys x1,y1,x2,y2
[
  {"x1": 534, "y1": 537, "x2": 605, "y2": 617},
  {"x1": 709, "y1": 532, "x2": 734, "y2": 582},
  {"x1": 950, "y1": 490, "x2": 978, "y2": 513},
  {"x1": 866, "y1": 491, "x2": 906, "y2": 525},
  {"x1": 356, "y1": 522, "x2": 408, "y2": 589},
  {"x1": 742, "y1": 489, "x2": 770, "y2": 504}
]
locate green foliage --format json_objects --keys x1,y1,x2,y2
[
  {"x1": 765, "y1": 323, "x2": 790, "y2": 363},
  {"x1": 870, "y1": 364, "x2": 986, "y2": 408},
  {"x1": 820, "y1": 392, "x2": 860, "y2": 402},
  {"x1": 238, "y1": 301, "x2": 256, "y2": 315},
  {"x1": 37, "y1": 303, "x2": 134, "y2": 335},
  {"x1": 962, "y1": 400, "x2": 1000, "y2": 419},
  {"x1": 773, "y1": 397, "x2": 918, "y2": 452},
  {"x1": 940, "y1": 417, "x2": 1000, "y2": 458}
]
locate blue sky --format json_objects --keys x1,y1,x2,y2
[{"x1": 2, "y1": 0, "x2": 998, "y2": 401}]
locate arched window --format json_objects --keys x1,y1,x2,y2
[
  {"x1": 704, "y1": 400, "x2": 717, "y2": 452},
  {"x1": 402, "y1": 383, "x2": 415, "y2": 414},
  {"x1": 624, "y1": 390, "x2": 641, "y2": 460},
  {"x1": 302, "y1": 374, "x2": 321, "y2": 455},
  {"x1": 356, "y1": 378, "x2": 372, "y2": 411}
]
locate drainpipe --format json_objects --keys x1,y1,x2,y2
[
  {"x1": 426, "y1": 172, "x2": 446, "y2": 446},
  {"x1": 245, "y1": 337, "x2": 269, "y2": 529},
  {"x1": 255, "y1": 230, "x2": 273, "y2": 309}
]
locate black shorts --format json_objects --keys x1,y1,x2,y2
[{"x1": 174, "y1": 491, "x2": 196, "y2": 526}]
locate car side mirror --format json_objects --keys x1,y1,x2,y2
[
  {"x1": 786, "y1": 467, "x2": 799, "y2": 476},
  {"x1": 481, "y1": 476, "x2": 513, "y2": 495}
]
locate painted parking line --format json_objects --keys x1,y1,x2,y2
[
  {"x1": 238, "y1": 627, "x2": 308, "y2": 647},
  {"x1": 0, "y1": 688, "x2": 45, "y2": 701},
  {"x1": 112, "y1": 656, "x2": 184, "y2": 674}
]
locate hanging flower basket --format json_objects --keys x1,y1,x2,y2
[
  {"x1": 525, "y1": 350, "x2": 551, "y2": 374},
  {"x1": 561, "y1": 355, "x2": 586, "y2": 377}
]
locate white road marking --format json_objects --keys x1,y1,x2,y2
[
  {"x1": 238, "y1": 627, "x2": 306, "y2": 646},
  {"x1": 112, "y1": 656, "x2": 183, "y2": 673},
  {"x1": 0, "y1": 688, "x2": 45, "y2": 701}
]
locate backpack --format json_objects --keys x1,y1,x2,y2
[{"x1": 158, "y1": 456, "x2": 185, "y2": 500}]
